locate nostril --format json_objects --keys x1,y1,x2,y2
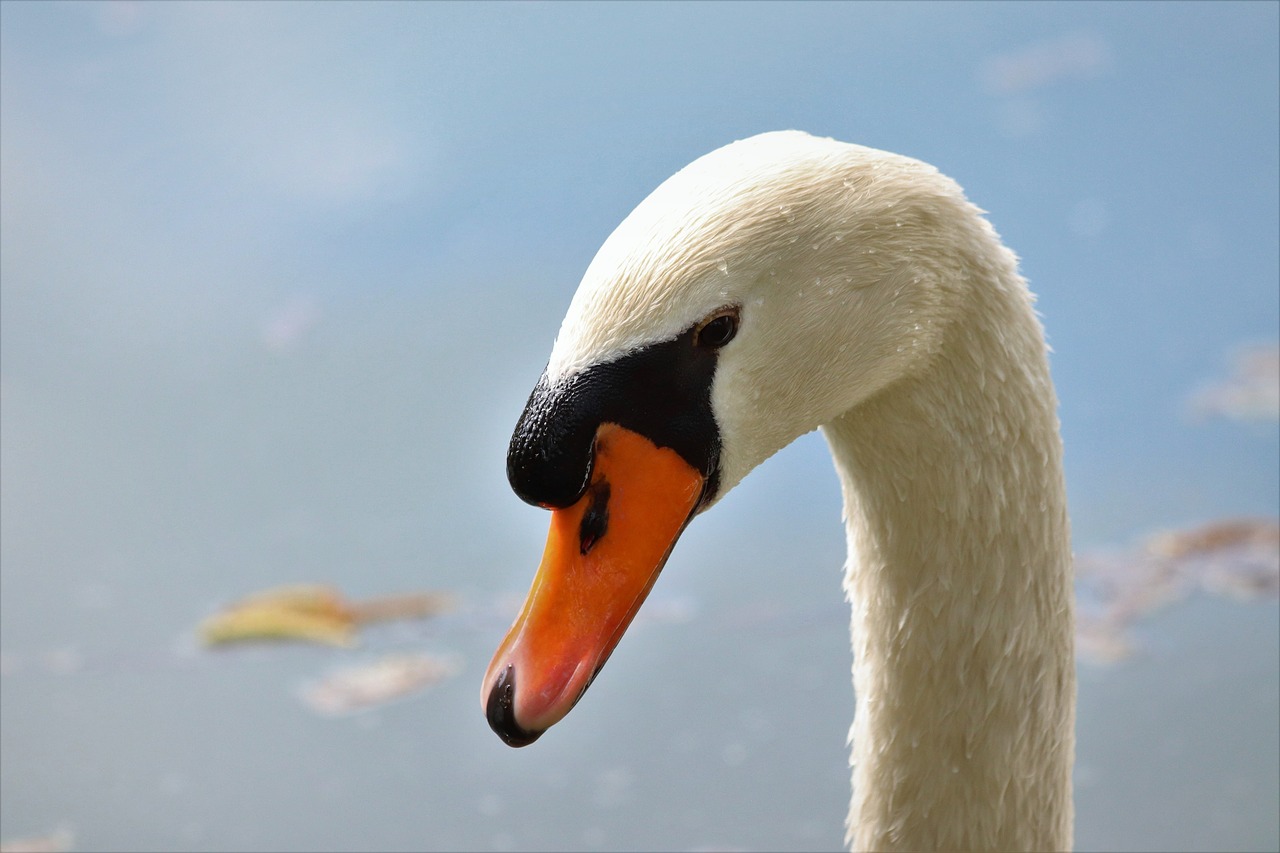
[
  {"x1": 577, "y1": 481, "x2": 610, "y2": 554},
  {"x1": 485, "y1": 665, "x2": 545, "y2": 748}
]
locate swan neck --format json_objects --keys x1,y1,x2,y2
[{"x1": 822, "y1": 269, "x2": 1075, "y2": 852}]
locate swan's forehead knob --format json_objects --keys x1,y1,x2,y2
[
  {"x1": 507, "y1": 376, "x2": 602, "y2": 508},
  {"x1": 506, "y1": 323, "x2": 726, "y2": 509}
]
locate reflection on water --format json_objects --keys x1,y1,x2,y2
[
  {"x1": 1076, "y1": 518, "x2": 1280, "y2": 664},
  {"x1": 1188, "y1": 344, "x2": 1280, "y2": 424},
  {"x1": 298, "y1": 652, "x2": 462, "y2": 718},
  {"x1": 0, "y1": 826, "x2": 74, "y2": 853}
]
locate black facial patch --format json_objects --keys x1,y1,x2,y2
[{"x1": 507, "y1": 321, "x2": 724, "y2": 510}]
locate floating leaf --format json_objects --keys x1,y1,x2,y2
[
  {"x1": 349, "y1": 591, "x2": 457, "y2": 624},
  {"x1": 1074, "y1": 517, "x2": 1279, "y2": 664},
  {"x1": 1188, "y1": 343, "x2": 1280, "y2": 423},
  {"x1": 199, "y1": 585, "x2": 455, "y2": 648},
  {"x1": 1147, "y1": 518, "x2": 1280, "y2": 600}
]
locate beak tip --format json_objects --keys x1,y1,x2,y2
[{"x1": 484, "y1": 663, "x2": 546, "y2": 748}]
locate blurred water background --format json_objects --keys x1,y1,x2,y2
[{"x1": 1, "y1": 2, "x2": 1277, "y2": 851}]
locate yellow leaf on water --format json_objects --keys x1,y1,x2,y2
[
  {"x1": 198, "y1": 584, "x2": 455, "y2": 648},
  {"x1": 200, "y1": 603, "x2": 357, "y2": 647}
]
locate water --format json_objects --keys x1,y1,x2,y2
[{"x1": 2, "y1": 3, "x2": 1277, "y2": 851}]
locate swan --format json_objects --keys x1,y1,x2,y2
[{"x1": 482, "y1": 130, "x2": 1075, "y2": 852}]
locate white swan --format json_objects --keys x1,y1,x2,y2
[{"x1": 483, "y1": 131, "x2": 1075, "y2": 852}]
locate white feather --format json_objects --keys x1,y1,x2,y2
[{"x1": 550, "y1": 130, "x2": 1074, "y2": 852}]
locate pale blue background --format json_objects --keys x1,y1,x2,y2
[{"x1": 2, "y1": 2, "x2": 1277, "y2": 851}]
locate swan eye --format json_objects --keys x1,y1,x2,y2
[{"x1": 695, "y1": 310, "x2": 739, "y2": 349}]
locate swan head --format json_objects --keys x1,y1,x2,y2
[{"x1": 483, "y1": 130, "x2": 981, "y2": 746}]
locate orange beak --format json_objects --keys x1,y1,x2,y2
[{"x1": 482, "y1": 423, "x2": 705, "y2": 746}]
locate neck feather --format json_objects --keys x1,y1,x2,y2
[{"x1": 821, "y1": 261, "x2": 1075, "y2": 852}]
